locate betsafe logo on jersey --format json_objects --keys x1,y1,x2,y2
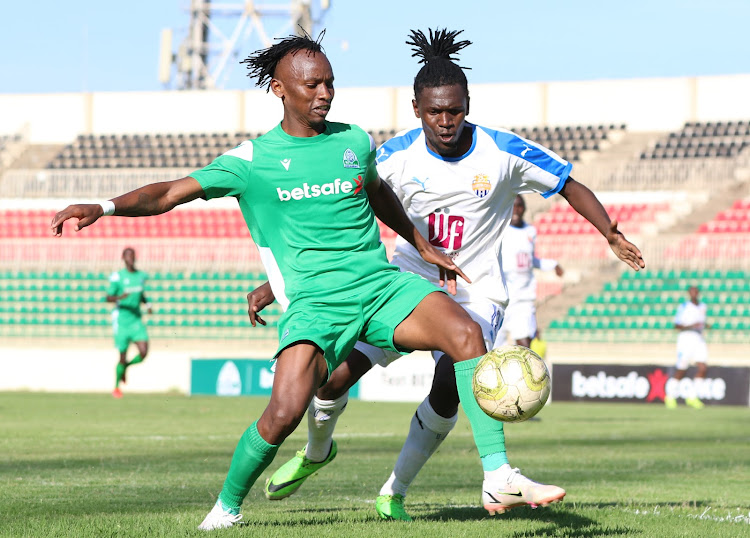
[{"x1": 276, "y1": 176, "x2": 364, "y2": 202}]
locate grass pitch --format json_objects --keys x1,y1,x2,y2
[{"x1": 1, "y1": 392, "x2": 748, "y2": 537}]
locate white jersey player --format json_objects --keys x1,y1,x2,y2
[
  {"x1": 257, "y1": 27, "x2": 644, "y2": 522},
  {"x1": 497, "y1": 195, "x2": 564, "y2": 347},
  {"x1": 665, "y1": 285, "x2": 710, "y2": 409}
]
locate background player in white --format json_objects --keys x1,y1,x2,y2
[
  {"x1": 497, "y1": 194, "x2": 564, "y2": 348},
  {"x1": 256, "y1": 28, "x2": 644, "y2": 521},
  {"x1": 665, "y1": 285, "x2": 710, "y2": 409}
]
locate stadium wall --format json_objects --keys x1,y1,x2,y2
[
  {"x1": 3, "y1": 344, "x2": 748, "y2": 400},
  {"x1": 3, "y1": 74, "x2": 750, "y2": 143}
]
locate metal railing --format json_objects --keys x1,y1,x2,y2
[{"x1": 0, "y1": 168, "x2": 192, "y2": 198}]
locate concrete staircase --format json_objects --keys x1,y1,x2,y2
[
  {"x1": 8, "y1": 144, "x2": 64, "y2": 170},
  {"x1": 660, "y1": 180, "x2": 750, "y2": 235}
]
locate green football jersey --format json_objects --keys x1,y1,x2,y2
[
  {"x1": 107, "y1": 268, "x2": 147, "y2": 315},
  {"x1": 191, "y1": 121, "x2": 395, "y2": 305}
]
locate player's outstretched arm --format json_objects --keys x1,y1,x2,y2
[
  {"x1": 365, "y1": 175, "x2": 471, "y2": 294},
  {"x1": 50, "y1": 177, "x2": 204, "y2": 236},
  {"x1": 558, "y1": 178, "x2": 645, "y2": 271},
  {"x1": 246, "y1": 281, "x2": 275, "y2": 327}
]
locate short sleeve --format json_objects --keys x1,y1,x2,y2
[
  {"x1": 190, "y1": 141, "x2": 254, "y2": 200},
  {"x1": 107, "y1": 272, "x2": 120, "y2": 297},
  {"x1": 673, "y1": 304, "x2": 684, "y2": 324},
  {"x1": 362, "y1": 133, "x2": 378, "y2": 186},
  {"x1": 478, "y1": 126, "x2": 572, "y2": 199}
]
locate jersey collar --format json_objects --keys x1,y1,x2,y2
[{"x1": 424, "y1": 122, "x2": 477, "y2": 162}]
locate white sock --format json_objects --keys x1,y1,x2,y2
[
  {"x1": 484, "y1": 463, "x2": 513, "y2": 483},
  {"x1": 379, "y1": 397, "x2": 457, "y2": 497},
  {"x1": 305, "y1": 392, "x2": 348, "y2": 462}
]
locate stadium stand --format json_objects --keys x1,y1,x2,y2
[
  {"x1": 0, "y1": 269, "x2": 279, "y2": 341},
  {"x1": 665, "y1": 196, "x2": 750, "y2": 260},
  {"x1": 43, "y1": 124, "x2": 621, "y2": 170},
  {"x1": 2, "y1": 104, "x2": 749, "y2": 349},
  {"x1": 510, "y1": 123, "x2": 626, "y2": 162},
  {"x1": 46, "y1": 129, "x2": 399, "y2": 170},
  {"x1": 546, "y1": 268, "x2": 750, "y2": 344},
  {"x1": 641, "y1": 120, "x2": 750, "y2": 160},
  {"x1": 0, "y1": 209, "x2": 251, "y2": 238}
]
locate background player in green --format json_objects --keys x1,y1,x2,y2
[
  {"x1": 51, "y1": 33, "x2": 505, "y2": 531},
  {"x1": 106, "y1": 247, "x2": 151, "y2": 399}
]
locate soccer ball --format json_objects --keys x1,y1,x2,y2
[{"x1": 472, "y1": 345, "x2": 550, "y2": 423}]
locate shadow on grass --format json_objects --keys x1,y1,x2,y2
[{"x1": 416, "y1": 504, "x2": 635, "y2": 538}]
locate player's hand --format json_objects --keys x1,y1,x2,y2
[
  {"x1": 555, "y1": 264, "x2": 564, "y2": 277},
  {"x1": 417, "y1": 244, "x2": 471, "y2": 296},
  {"x1": 50, "y1": 204, "x2": 104, "y2": 236},
  {"x1": 606, "y1": 220, "x2": 645, "y2": 271},
  {"x1": 247, "y1": 281, "x2": 275, "y2": 327}
]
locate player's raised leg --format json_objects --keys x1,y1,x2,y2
[{"x1": 199, "y1": 343, "x2": 328, "y2": 530}]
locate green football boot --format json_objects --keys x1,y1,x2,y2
[
  {"x1": 264, "y1": 440, "x2": 337, "y2": 500},
  {"x1": 375, "y1": 494, "x2": 412, "y2": 521}
]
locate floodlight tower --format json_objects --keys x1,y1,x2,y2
[{"x1": 160, "y1": 0, "x2": 331, "y2": 90}]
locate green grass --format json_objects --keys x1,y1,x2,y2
[{"x1": 1, "y1": 393, "x2": 748, "y2": 537}]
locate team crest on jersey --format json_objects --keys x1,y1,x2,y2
[
  {"x1": 472, "y1": 174, "x2": 491, "y2": 198},
  {"x1": 343, "y1": 148, "x2": 359, "y2": 169}
]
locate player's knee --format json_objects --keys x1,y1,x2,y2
[
  {"x1": 267, "y1": 404, "x2": 306, "y2": 439},
  {"x1": 450, "y1": 319, "x2": 485, "y2": 358}
]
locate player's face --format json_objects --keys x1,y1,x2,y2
[
  {"x1": 511, "y1": 196, "x2": 526, "y2": 226},
  {"x1": 271, "y1": 51, "x2": 334, "y2": 134},
  {"x1": 688, "y1": 286, "x2": 699, "y2": 302},
  {"x1": 122, "y1": 249, "x2": 135, "y2": 269},
  {"x1": 413, "y1": 84, "x2": 471, "y2": 158}
]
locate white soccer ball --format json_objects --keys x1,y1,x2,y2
[{"x1": 472, "y1": 345, "x2": 550, "y2": 423}]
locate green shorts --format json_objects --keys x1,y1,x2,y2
[
  {"x1": 112, "y1": 310, "x2": 148, "y2": 352},
  {"x1": 275, "y1": 270, "x2": 442, "y2": 377}
]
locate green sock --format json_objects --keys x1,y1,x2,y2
[
  {"x1": 115, "y1": 363, "x2": 126, "y2": 389},
  {"x1": 127, "y1": 354, "x2": 143, "y2": 366},
  {"x1": 454, "y1": 357, "x2": 507, "y2": 469},
  {"x1": 218, "y1": 420, "x2": 279, "y2": 511}
]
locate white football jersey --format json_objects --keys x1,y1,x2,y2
[
  {"x1": 376, "y1": 123, "x2": 571, "y2": 306},
  {"x1": 501, "y1": 223, "x2": 558, "y2": 302},
  {"x1": 674, "y1": 301, "x2": 707, "y2": 334}
]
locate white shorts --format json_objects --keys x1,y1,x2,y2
[
  {"x1": 675, "y1": 331, "x2": 708, "y2": 370},
  {"x1": 495, "y1": 300, "x2": 536, "y2": 344},
  {"x1": 354, "y1": 300, "x2": 504, "y2": 367}
]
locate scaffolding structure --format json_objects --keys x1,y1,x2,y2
[{"x1": 163, "y1": 0, "x2": 330, "y2": 90}]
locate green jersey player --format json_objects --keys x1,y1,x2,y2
[
  {"x1": 106, "y1": 247, "x2": 151, "y2": 398},
  {"x1": 50, "y1": 32, "x2": 508, "y2": 531}
]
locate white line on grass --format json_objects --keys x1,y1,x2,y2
[{"x1": 622, "y1": 505, "x2": 750, "y2": 525}]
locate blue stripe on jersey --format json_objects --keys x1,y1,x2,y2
[
  {"x1": 376, "y1": 128, "x2": 422, "y2": 165},
  {"x1": 478, "y1": 126, "x2": 573, "y2": 198}
]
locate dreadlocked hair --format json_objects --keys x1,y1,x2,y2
[
  {"x1": 240, "y1": 29, "x2": 326, "y2": 91},
  {"x1": 407, "y1": 28, "x2": 471, "y2": 98}
]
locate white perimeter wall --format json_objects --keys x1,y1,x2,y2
[
  {"x1": 3, "y1": 345, "x2": 747, "y2": 397},
  {"x1": 3, "y1": 74, "x2": 750, "y2": 143}
]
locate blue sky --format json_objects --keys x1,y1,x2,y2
[{"x1": 2, "y1": 0, "x2": 748, "y2": 94}]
